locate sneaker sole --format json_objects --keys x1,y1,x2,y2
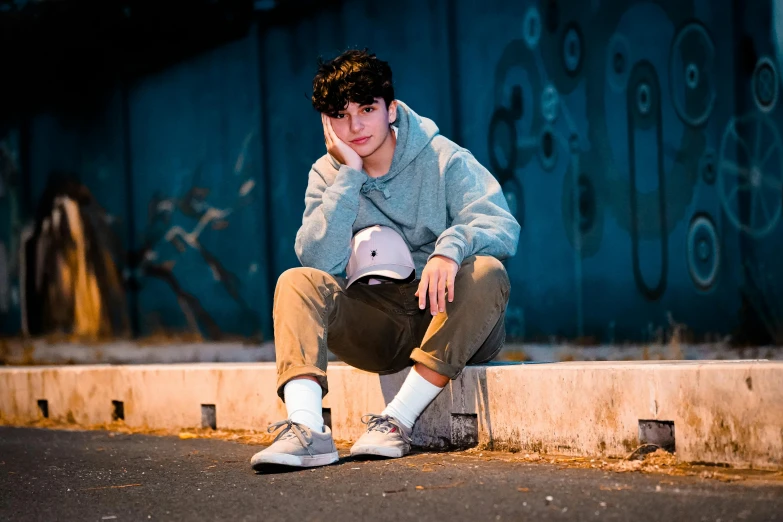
[
  {"x1": 251, "y1": 451, "x2": 339, "y2": 470},
  {"x1": 349, "y1": 445, "x2": 407, "y2": 459}
]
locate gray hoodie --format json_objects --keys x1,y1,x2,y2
[{"x1": 295, "y1": 100, "x2": 521, "y2": 278}]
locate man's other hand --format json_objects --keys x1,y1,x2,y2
[
  {"x1": 322, "y1": 114, "x2": 363, "y2": 171},
  {"x1": 415, "y1": 255, "x2": 459, "y2": 315}
]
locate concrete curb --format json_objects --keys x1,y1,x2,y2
[
  {"x1": 2, "y1": 339, "x2": 781, "y2": 366},
  {"x1": 1, "y1": 360, "x2": 781, "y2": 469}
]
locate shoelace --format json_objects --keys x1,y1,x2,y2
[
  {"x1": 267, "y1": 420, "x2": 315, "y2": 456},
  {"x1": 360, "y1": 414, "x2": 412, "y2": 444}
]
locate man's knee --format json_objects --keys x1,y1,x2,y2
[
  {"x1": 275, "y1": 267, "x2": 329, "y2": 293},
  {"x1": 464, "y1": 256, "x2": 510, "y2": 298},
  {"x1": 277, "y1": 267, "x2": 313, "y2": 289}
]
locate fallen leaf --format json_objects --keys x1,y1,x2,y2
[
  {"x1": 83, "y1": 483, "x2": 142, "y2": 491},
  {"x1": 517, "y1": 487, "x2": 530, "y2": 492},
  {"x1": 414, "y1": 481, "x2": 465, "y2": 491}
]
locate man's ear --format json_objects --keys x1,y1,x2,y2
[{"x1": 388, "y1": 100, "x2": 398, "y2": 123}]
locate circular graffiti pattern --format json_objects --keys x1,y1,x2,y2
[
  {"x1": 562, "y1": 23, "x2": 583, "y2": 76},
  {"x1": 629, "y1": 62, "x2": 660, "y2": 130},
  {"x1": 636, "y1": 82, "x2": 652, "y2": 115},
  {"x1": 606, "y1": 33, "x2": 632, "y2": 92},
  {"x1": 523, "y1": 6, "x2": 542, "y2": 50},
  {"x1": 699, "y1": 149, "x2": 717, "y2": 185},
  {"x1": 687, "y1": 213, "x2": 720, "y2": 291},
  {"x1": 561, "y1": 155, "x2": 604, "y2": 258},
  {"x1": 752, "y1": 56, "x2": 779, "y2": 114},
  {"x1": 718, "y1": 113, "x2": 783, "y2": 238},
  {"x1": 586, "y1": 0, "x2": 702, "y2": 288},
  {"x1": 489, "y1": 38, "x2": 545, "y2": 223},
  {"x1": 669, "y1": 21, "x2": 716, "y2": 127},
  {"x1": 685, "y1": 63, "x2": 699, "y2": 89},
  {"x1": 488, "y1": 108, "x2": 518, "y2": 180},
  {"x1": 490, "y1": 39, "x2": 545, "y2": 172},
  {"x1": 538, "y1": 124, "x2": 558, "y2": 171},
  {"x1": 541, "y1": 83, "x2": 560, "y2": 123}
]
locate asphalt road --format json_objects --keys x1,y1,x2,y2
[{"x1": 1, "y1": 427, "x2": 781, "y2": 521}]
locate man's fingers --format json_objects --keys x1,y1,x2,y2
[
  {"x1": 437, "y1": 270, "x2": 447, "y2": 313},
  {"x1": 447, "y1": 270, "x2": 456, "y2": 303},
  {"x1": 322, "y1": 115, "x2": 331, "y2": 147},
  {"x1": 428, "y1": 273, "x2": 438, "y2": 315},
  {"x1": 417, "y1": 275, "x2": 429, "y2": 309}
]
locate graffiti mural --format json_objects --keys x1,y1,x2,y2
[
  {"x1": 3, "y1": 0, "x2": 783, "y2": 345},
  {"x1": 479, "y1": 0, "x2": 779, "y2": 343},
  {"x1": 22, "y1": 174, "x2": 129, "y2": 339},
  {"x1": 128, "y1": 129, "x2": 261, "y2": 340}
]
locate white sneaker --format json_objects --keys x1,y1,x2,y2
[
  {"x1": 250, "y1": 420, "x2": 339, "y2": 470},
  {"x1": 349, "y1": 414, "x2": 413, "y2": 458}
]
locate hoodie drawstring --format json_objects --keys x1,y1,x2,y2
[{"x1": 361, "y1": 179, "x2": 391, "y2": 199}]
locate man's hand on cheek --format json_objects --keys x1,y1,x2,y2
[
  {"x1": 415, "y1": 255, "x2": 459, "y2": 315},
  {"x1": 322, "y1": 114, "x2": 363, "y2": 171}
]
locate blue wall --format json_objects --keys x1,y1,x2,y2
[{"x1": 2, "y1": 0, "x2": 782, "y2": 344}]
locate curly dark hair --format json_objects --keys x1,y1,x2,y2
[{"x1": 311, "y1": 49, "x2": 394, "y2": 115}]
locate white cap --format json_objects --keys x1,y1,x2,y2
[{"x1": 346, "y1": 225, "x2": 415, "y2": 287}]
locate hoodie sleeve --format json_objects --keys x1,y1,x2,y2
[
  {"x1": 430, "y1": 150, "x2": 521, "y2": 266},
  {"x1": 295, "y1": 163, "x2": 366, "y2": 274}
]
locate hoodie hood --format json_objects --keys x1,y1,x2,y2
[
  {"x1": 386, "y1": 100, "x2": 440, "y2": 177},
  {"x1": 327, "y1": 100, "x2": 440, "y2": 185}
]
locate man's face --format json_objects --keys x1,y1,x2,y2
[{"x1": 328, "y1": 98, "x2": 397, "y2": 157}]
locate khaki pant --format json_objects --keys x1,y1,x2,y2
[{"x1": 273, "y1": 255, "x2": 511, "y2": 399}]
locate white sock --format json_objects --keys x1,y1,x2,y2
[
  {"x1": 382, "y1": 366, "x2": 445, "y2": 429},
  {"x1": 283, "y1": 378, "x2": 325, "y2": 433}
]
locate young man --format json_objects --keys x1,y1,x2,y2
[{"x1": 250, "y1": 49, "x2": 520, "y2": 470}]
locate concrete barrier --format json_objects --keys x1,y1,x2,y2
[{"x1": 1, "y1": 360, "x2": 781, "y2": 470}]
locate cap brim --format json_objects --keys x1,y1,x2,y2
[{"x1": 346, "y1": 264, "x2": 415, "y2": 287}]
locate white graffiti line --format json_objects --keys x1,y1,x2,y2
[
  {"x1": 759, "y1": 142, "x2": 778, "y2": 169},
  {"x1": 720, "y1": 160, "x2": 750, "y2": 178},
  {"x1": 729, "y1": 125, "x2": 753, "y2": 160},
  {"x1": 163, "y1": 207, "x2": 233, "y2": 249},
  {"x1": 156, "y1": 200, "x2": 176, "y2": 213},
  {"x1": 235, "y1": 131, "x2": 256, "y2": 175},
  {"x1": 239, "y1": 179, "x2": 255, "y2": 197}
]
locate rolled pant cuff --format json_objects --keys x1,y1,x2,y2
[
  {"x1": 410, "y1": 348, "x2": 461, "y2": 380},
  {"x1": 276, "y1": 365, "x2": 328, "y2": 401}
]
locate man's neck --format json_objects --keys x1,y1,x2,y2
[{"x1": 363, "y1": 128, "x2": 397, "y2": 178}]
